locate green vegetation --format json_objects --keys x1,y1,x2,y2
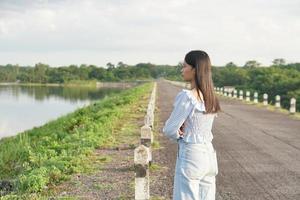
[
  {"x1": 2, "y1": 60, "x2": 298, "y2": 110},
  {"x1": 0, "y1": 58, "x2": 298, "y2": 112},
  {"x1": 2, "y1": 59, "x2": 298, "y2": 112},
  {"x1": 0, "y1": 62, "x2": 172, "y2": 84},
  {"x1": 0, "y1": 82, "x2": 153, "y2": 198},
  {"x1": 62, "y1": 80, "x2": 98, "y2": 87},
  {"x1": 149, "y1": 163, "x2": 163, "y2": 172},
  {"x1": 150, "y1": 196, "x2": 165, "y2": 200},
  {"x1": 151, "y1": 140, "x2": 161, "y2": 149},
  {"x1": 211, "y1": 62, "x2": 300, "y2": 110},
  {"x1": 162, "y1": 59, "x2": 300, "y2": 111}
]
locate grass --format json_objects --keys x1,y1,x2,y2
[
  {"x1": 150, "y1": 196, "x2": 166, "y2": 200},
  {"x1": 10, "y1": 80, "x2": 98, "y2": 88},
  {"x1": 151, "y1": 140, "x2": 161, "y2": 149},
  {"x1": 46, "y1": 90, "x2": 150, "y2": 198},
  {"x1": 149, "y1": 163, "x2": 163, "y2": 172},
  {"x1": 151, "y1": 96, "x2": 161, "y2": 150},
  {"x1": 0, "y1": 81, "x2": 154, "y2": 199},
  {"x1": 63, "y1": 80, "x2": 97, "y2": 87}
]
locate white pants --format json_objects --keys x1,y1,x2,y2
[{"x1": 173, "y1": 138, "x2": 218, "y2": 200}]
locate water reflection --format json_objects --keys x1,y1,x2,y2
[{"x1": 0, "y1": 85, "x2": 123, "y2": 139}]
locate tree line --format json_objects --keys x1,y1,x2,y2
[
  {"x1": 211, "y1": 60, "x2": 300, "y2": 111},
  {"x1": 0, "y1": 59, "x2": 299, "y2": 110},
  {"x1": 0, "y1": 62, "x2": 175, "y2": 83}
]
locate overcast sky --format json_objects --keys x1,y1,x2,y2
[{"x1": 0, "y1": 0, "x2": 299, "y2": 67}]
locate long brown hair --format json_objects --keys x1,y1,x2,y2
[{"x1": 184, "y1": 50, "x2": 221, "y2": 114}]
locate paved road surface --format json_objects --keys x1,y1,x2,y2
[{"x1": 154, "y1": 79, "x2": 300, "y2": 200}]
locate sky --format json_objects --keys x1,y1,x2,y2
[{"x1": 0, "y1": 0, "x2": 299, "y2": 67}]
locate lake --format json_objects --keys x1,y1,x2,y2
[{"x1": 0, "y1": 85, "x2": 124, "y2": 139}]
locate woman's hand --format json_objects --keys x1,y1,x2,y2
[{"x1": 179, "y1": 122, "x2": 185, "y2": 136}]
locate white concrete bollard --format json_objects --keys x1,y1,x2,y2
[
  {"x1": 233, "y1": 90, "x2": 237, "y2": 98},
  {"x1": 224, "y1": 88, "x2": 228, "y2": 96},
  {"x1": 140, "y1": 125, "x2": 153, "y2": 164},
  {"x1": 275, "y1": 95, "x2": 281, "y2": 109},
  {"x1": 246, "y1": 91, "x2": 250, "y2": 101},
  {"x1": 263, "y1": 93, "x2": 268, "y2": 106},
  {"x1": 145, "y1": 83, "x2": 156, "y2": 130},
  {"x1": 228, "y1": 90, "x2": 232, "y2": 97},
  {"x1": 134, "y1": 145, "x2": 150, "y2": 200},
  {"x1": 254, "y1": 92, "x2": 258, "y2": 103},
  {"x1": 239, "y1": 90, "x2": 243, "y2": 100},
  {"x1": 290, "y1": 98, "x2": 296, "y2": 114},
  {"x1": 141, "y1": 125, "x2": 153, "y2": 148},
  {"x1": 144, "y1": 115, "x2": 151, "y2": 127}
]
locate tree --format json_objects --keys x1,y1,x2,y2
[
  {"x1": 244, "y1": 60, "x2": 261, "y2": 68},
  {"x1": 89, "y1": 67, "x2": 106, "y2": 80},
  {"x1": 225, "y1": 62, "x2": 238, "y2": 68},
  {"x1": 177, "y1": 61, "x2": 183, "y2": 71},
  {"x1": 34, "y1": 63, "x2": 49, "y2": 83},
  {"x1": 272, "y1": 58, "x2": 286, "y2": 66},
  {"x1": 106, "y1": 62, "x2": 115, "y2": 70},
  {"x1": 79, "y1": 64, "x2": 90, "y2": 80},
  {"x1": 117, "y1": 61, "x2": 127, "y2": 68}
]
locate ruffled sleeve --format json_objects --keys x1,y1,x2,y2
[
  {"x1": 162, "y1": 90, "x2": 194, "y2": 142},
  {"x1": 182, "y1": 89, "x2": 206, "y2": 116}
]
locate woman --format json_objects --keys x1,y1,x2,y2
[{"x1": 163, "y1": 50, "x2": 221, "y2": 200}]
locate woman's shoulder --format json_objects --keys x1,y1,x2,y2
[
  {"x1": 181, "y1": 89, "x2": 204, "y2": 104},
  {"x1": 174, "y1": 89, "x2": 206, "y2": 112},
  {"x1": 174, "y1": 89, "x2": 191, "y2": 103},
  {"x1": 173, "y1": 89, "x2": 187, "y2": 107}
]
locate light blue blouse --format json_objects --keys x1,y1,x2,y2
[{"x1": 162, "y1": 89, "x2": 218, "y2": 144}]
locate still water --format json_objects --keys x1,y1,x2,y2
[{"x1": 0, "y1": 85, "x2": 123, "y2": 139}]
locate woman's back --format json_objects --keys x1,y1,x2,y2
[
  {"x1": 166, "y1": 50, "x2": 220, "y2": 200},
  {"x1": 180, "y1": 89, "x2": 217, "y2": 144}
]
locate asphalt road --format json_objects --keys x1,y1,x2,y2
[{"x1": 154, "y1": 79, "x2": 300, "y2": 200}]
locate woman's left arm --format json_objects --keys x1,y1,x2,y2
[{"x1": 162, "y1": 91, "x2": 193, "y2": 142}]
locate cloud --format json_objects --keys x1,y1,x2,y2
[{"x1": 0, "y1": 0, "x2": 299, "y2": 67}]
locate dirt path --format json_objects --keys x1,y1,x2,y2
[
  {"x1": 148, "y1": 79, "x2": 183, "y2": 199},
  {"x1": 50, "y1": 88, "x2": 151, "y2": 200},
  {"x1": 153, "y1": 79, "x2": 300, "y2": 200}
]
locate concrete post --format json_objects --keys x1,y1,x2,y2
[
  {"x1": 140, "y1": 125, "x2": 152, "y2": 164},
  {"x1": 275, "y1": 95, "x2": 281, "y2": 109},
  {"x1": 254, "y1": 92, "x2": 258, "y2": 103},
  {"x1": 134, "y1": 145, "x2": 150, "y2": 200},
  {"x1": 239, "y1": 90, "x2": 243, "y2": 100},
  {"x1": 246, "y1": 91, "x2": 250, "y2": 101},
  {"x1": 228, "y1": 90, "x2": 232, "y2": 97},
  {"x1": 263, "y1": 93, "x2": 268, "y2": 106},
  {"x1": 290, "y1": 98, "x2": 296, "y2": 114},
  {"x1": 233, "y1": 90, "x2": 237, "y2": 98}
]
